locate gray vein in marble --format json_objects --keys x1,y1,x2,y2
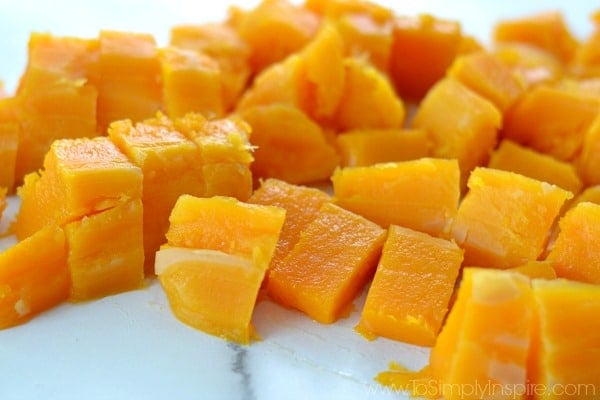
[{"x1": 229, "y1": 342, "x2": 256, "y2": 400}]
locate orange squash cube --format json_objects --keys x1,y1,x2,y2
[
  {"x1": 502, "y1": 84, "x2": 600, "y2": 161},
  {"x1": 390, "y1": 14, "x2": 463, "y2": 100},
  {"x1": 492, "y1": 43, "x2": 563, "y2": 88},
  {"x1": 159, "y1": 47, "x2": 223, "y2": 118},
  {"x1": 97, "y1": 30, "x2": 162, "y2": 132},
  {"x1": 0, "y1": 226, "x2": 68, "y2": 329},
  {"x1": 108, "y1": 114, "x2": 206, "y2": 271},
  {"x1": 447, "y1": 51, "x2": 524, "y2": 113},
  {"x1": 269, "y1": 202, "x2": 385, "y2": 324},
  {"x1": 155, "y1": 248, "x2": 265, "y2": 344},
  {"x1": 357, "y1": 225, "x2": 463, "y2": 346},
  {"x1": 332, "y1": 158, "x2": 460, "y2": 238},
  {"x1": 508, "y1": 261, "x2": 557, "y2": 280},
  {"x1": 489, "y1": 139, "x2": 583, "y2": 194},
  {"x1": 0, "y1": 117, "x2": 18, "y2": 191},
  {"x1": 247, "y1": 178, "x2": 331, "y2": 273},
  {"x1": 334, "y1": 57, "x2": 405, "y2": 131},
  {"x1": 239, "y1": 104, "x2": 338, "y2": 184},
  {"x1": 412, "y1": 78, "x2": 501, "y2": 184},
  {"x1": 170, "y1": 23, "x2": 251, "y2": 111},
  {"x1": 165, "y1": 195, "x2": 285, "y2": 270},
  {"x1": 569, "y1": 185, "x2": 600, "y2": 208},
  {"x1": 576, "y1": 113, "x2": 600, "y2": 186},
  {"x1": 305, "y1": 0, "x2": 393, "y2": 23},
  {"x1": 65, "y1": 199, "x2": 144, "y2": 301},
  {"x1": 16, "y1": 137, "x2": 143, "y2": 240},
  {"x1": 528, "y1": 278, "x2": 600, "y2": 399},
  {"x1": 545, "y1": 202, "x2": 600, "y2": 284},
  {"x1": 451, "y1": 167, "x2": 572, "y2": 269},
  {"x1": 428, "y1": 268, "x2": 534, "y2": 400},
  {"x1": 336, "y1": 128, "x2": 430, "y2": 167}
]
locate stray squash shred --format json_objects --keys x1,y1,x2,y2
[{"x1": 1, "y1": 0, "x2": 600, "y2": 396}]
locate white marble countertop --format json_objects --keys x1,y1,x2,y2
[{"x1": 0, "y1": 2, "x2": 597, "y2": 399}]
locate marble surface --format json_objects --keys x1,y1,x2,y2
[{"x1": 0, "y1": 1, "x2": 597, "y2": 399}]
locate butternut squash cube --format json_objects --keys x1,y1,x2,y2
[
  {"x1": 336, "y1": 128, "x2": 430, "y2": 167},
  {"x1": 576, "y1": 113, "x2": 600, "y2": 186},
  {"x1": 97, "y1": 31, "x2": 162, "y2": 132},
  {"x1": 159, "y1": 47, "x2": 223, "y2": 118},
  {"x1": 268, "y1": 202, "x2": 386, "y2": 324},
  {"x1": 451, "y1": 167, "x2": 572, "y2": 269},
  {"x1": 428, "y1": 268, "x2": 534, "y2": 400},
  {"x1": 492, "y1": 43, "x2": 563, "y2": 88},
  {"x1": 358, "y1": 225, "x2": 463, "y2": 346},
  {"x1": 65, "y1": 199, "x2": 144, "y2": 301},
  {"x1": 489, "y1": 139, "x2": 583, "y2": 194},
  {"x1": 508, "y1": 261, "x2": 557, "y2": 280},
  {"x1": 0, "y1": 226, "x2": 68, "y2": 329},
  {"x1": 108, "y1": 114, "x2": 206, "y2": 271},
  {"x1": 332, "y1": 158, "x2": 460, "y2": 238},
  {"x1": 16, "y1": 137, "x2": 143, "y2": 240},
  {"x1": 545, "y1": 202, "x2": 600, "y2": 284},
  {"x1": 412, "y1": 78, "x2": 501, "y2": 184},
  {"x1": 305, "y1": 0, "x2": 393, "y2": 23},
  {"x1": 528, "y1": 278, "x2": 600, "y2": 399}
]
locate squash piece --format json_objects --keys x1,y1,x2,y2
[
  {"x1": 493, "y1": 11, "x2": 578, "y2": 64},
  {"x1": 528, "y1": 278, "x2": 600, "y2": 399},
  {"x1": 334, "y1": 57, "x2": 405, "y2": 131},
  {"x1": 545, "y1": 202, "x2": 600, "y2": 284},
  {"x1": 65, "y1": 199, "x2": 144, "y2": 301},
  {"x1": 451, "y1": 167, "x2": 572, "y2": 269},
  {"x1": 159, "y1": 47, "x2": 223, "y2": 118},
  {"x1": 412, "y1": 78, "x2": 501, "y2": 185},
  {"x1": 447, "y1": 51, "x2": 524, "y2": 113},
  {"x1": 332, "y1": 158, "x2": 460, "y2": 237},
  {"x1": 390, "y1": 14, "x2": 463, "y2": 100},
  {"x1": 247, "y1": 178, "x2": 331, "y2": 274},
  {"x1": 336, "y1": 128, "x2": 430, "y2": 167},
  {"x1": 492, "y1": 43, "x2": 563, "y2": 88},
  {"x1": 428, "y1": 268, "x2": 534, "y2": 400},
  {"x1": 175, "y1": 114, "x2": 254, "y2": 200},
  {"x1": 572, "y1": 11, "x2": 600, "y2": 78},
  {"x1": 239, "y1": 104, "x2": 338, "y2": 184},
  {"x1": 170, "y1": 23, "x2": 251, "y2": 111},
  {"x1": 502, "y1": 84, "x2": 600, "y2": 161},
  {"x1": 15, "y1": 137, "x2": 143, "y2": 240},
  {"x1": 489, "y1": 139, "x2": 583, "y2": 194},
  {"x1": 569, "y1": 185, "x2": 600, "y2": 208},
  {"x1": 155, "y1": 248, "x2": 264, "y2": 344},
  {"x1": 0, "y1": 117, "x2": 18, "y2": 191},
  {"x1": 0, "y1": 187, "x2": 6, "y2": 220},
  {"x1": 0, "y1": 226, "x2": 68, "y2": 329},
  {"x1": 97, "y1": 30, "x2": 162, "y2": 132},
  {"x1": 108, "y1": 114, "x2": 206, "y2": 272},
  {"x1": 508, "y1": 261, "x2": 557, "y2": 280},
  {"x1": 357, "y1": 225, "x2": 463, "y2": 346},
  {"x1": 576, "y1": 113, "x2": 600, "y2": 186},
  {"x1": 165, "y1": 195, "x2": 285, "y2": 271},
  {"x1": 268, "y1": 202, "x2": 386, "y2": 324},
  {"x1": 305, "y1": 0, "x2": 393, "y2": 23},
  {"x1": 230, "y1": 0, "x2": 320, "y2": 73}
]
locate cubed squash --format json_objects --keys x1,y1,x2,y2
[
  {"x1": 545, "y1": 202, "x2": 600, "y2": 284},
  {"x1": 159, "y1": 46, "x2": 224, "y2": 118},
  {"x1": 239, "y1": 104, "x2": 339, "y2": 184},
  {"x1": 97, "y1": 30, "x2": 162, "y2": 132},
  {"x1": 492, "y1": 43, "x2": 563, "y2": 88},
  {"x1": 0, "y1": 226, "x2": 68, "y2": 329},
  {"x1": 576, "y1": 113, "x2": 600, "y2": 186},
  {"x1": 108, "y1": 113, "x2": 206, "y2": 271},
  {"x1": 411, "y1": 78, "x2": 501, "y2": 185},
  {"x1": 508, "y1": 261, "x2": 557, "y2": 280},
  {"x1": 0, "y1": 117, "x2": 18, "y2": 191},
  {"x1": 65, "y1": 199, "x2": 144, "y2": 301},
  {"x1": 336, "y1": 128, "x2": 430, "y2": 167},
  {"x1": 357, "y1": 225, "x2": 463, "y2": 346},
  {"x1": 268, "y1": 202, "x2": 386, "y2": 324},
  {"x1": 305, "y1": 0, "x2": 393, "y2": 23},
  {"x1": 428, "y1": 268, "x2": 534, "y2": 400},
  {"x1": 332, "y1": 158, "x2": 460, "y2": 238},
  {"x1": 16, "y1": 137, "x2": 143, "y2": 240},
  {"x1": 528, "y1": 278, "x2": 600, "y2": 399},
  {"x1": 489, "y1": 139, "x2": 583, "y2": 194},
  {"x1": 390, "y1": 14, "x2": 463, "y2": 100},
  {"x1": 451, "y1": 167, "x2": 572, "y2": 269}
]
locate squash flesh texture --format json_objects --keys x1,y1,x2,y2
[
  {"x1": 508, "y1": 261, "x2": 557, "y2": 280},
  {"x1": 358, "y1": 225, "x2": 463, "y2": 346},
  {"x1": 268, "y1": 202, "x2": 386, "y2": 324},
  {"x1": 0, "y1": 116, "x2": 18, "y2": 191},
  {"x1": 451, "y1": 167, "x2": 572, "y2": 269},
  {"x1": 332, "y1": 158, "x2": 460, "y2": 238},
  {"x1": 16, "y1": 137, "x2": 143, "y2": 240},
  {"x1": 0, "y1": 187, "x2": 6, "y2": 219},
  {"x1": 0, "y1": 226, "x2": 68, "y2": 329},
  {"x1": 492, "y1": 43, "x2": 563, "y2": 89},
  {"x1": 65, "y1": 199, "x2": 144, "y2": 301},
  {"x1": 156, "y1": 248, "x2": 263, "y2": 345},
  {"x1": 576, "y1": 114, "x2": 600, "y2": 186},
  {"x1": 545, "y1": 202, "x2": 600, "y2": 284}
]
